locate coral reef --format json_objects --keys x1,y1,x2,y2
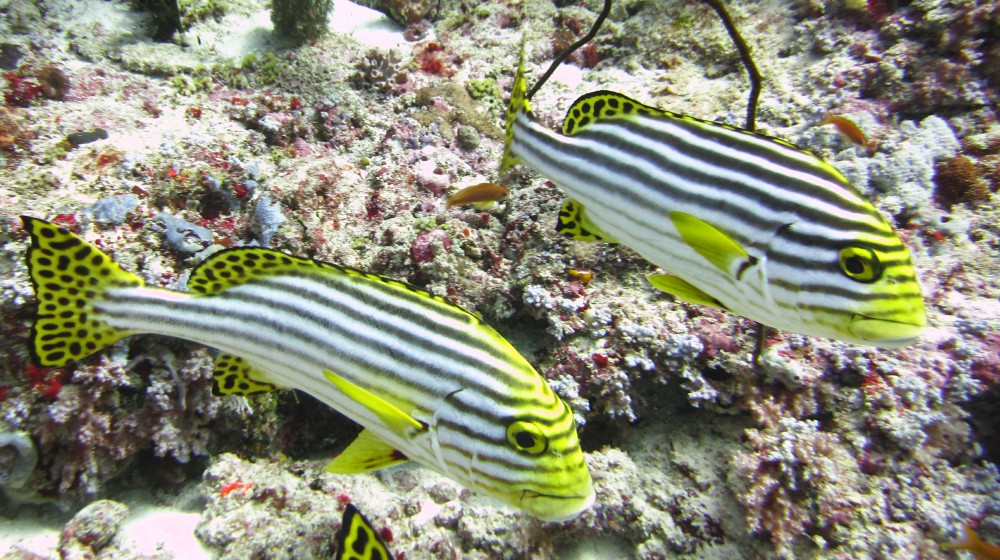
[{"x1": 0, "y1": 0, "x2": 998, "y2": 558}]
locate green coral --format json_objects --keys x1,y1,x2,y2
[
  {"x1": 271, "y1": 0, "x2": 334, "y2": 45},
  {"x1": 467, "y1": 78, "x2": 501, "y2": 101},
  {"x1": 178, "y1": 0, "x2": 227, "y2": 27}
]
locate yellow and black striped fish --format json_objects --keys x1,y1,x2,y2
[
  {"x1": 500, "y1": 50, "x2": 926, "y2": 347},
  {"x1": 334, "y1": 504, "x2": 393, "y2": 560},
  {"x1": 21, "y1": 216, "x2": 594, "y2": 521}
]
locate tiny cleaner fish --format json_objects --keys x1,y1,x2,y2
[
  {"x1": 500, "y1": 48, "x2": 926, "y2": 347},
  {"x1": 21, "y1": 216, "x2": 594, "y2": 521}
]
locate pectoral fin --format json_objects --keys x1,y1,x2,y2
[
  {"x1": 322, "y1": 369, "x2": 426, "y2": 436},
  {"x1": 669, "y1": 211, "x2": 751, "y2": 276},
  {"x1": 326, "y1": 429, "x2": 409, "y2": 474},
  {"x1": 647, "y1": 273, "x2": 728, "y2": 310}
]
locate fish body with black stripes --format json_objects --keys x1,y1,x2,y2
[
  {"x1": 499, "y1": 49, "x2": 926, "y2": 347},
  {"x1": 20, "y1": 216, "x2": 594, "y2": 522}
]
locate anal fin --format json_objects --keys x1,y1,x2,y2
[
  {"x1": 556, "y1": 200, "x2": 617, "y2": 243},
  {"x1": 212, "y1": 353, "x2": 282, "y2": 396}
]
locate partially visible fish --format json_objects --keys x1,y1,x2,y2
[
  {"x1": 21, "y1": 216, "x2": 595, "y2": 522},
  {"x1": 499, "y1": 47, "x2": 926, "y2": 347},
  {"x1": 446, "y1": 182, "x2": 509, "y2": 208},
  {"x1": 942, "y1": 524, "x2": 1000, "y2": 560},
  {"x1": 334, "y1": 504, "x2": 394, "y2": 560}
]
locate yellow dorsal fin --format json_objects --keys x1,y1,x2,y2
[
  {"x1": 555, "y1": 200, "x2": 617, "y2": 243},
  {"x1": 647, "y1": 273, "x2": 728, "y2": 310},
  {"x1": 562, "y1": 91, "x2": 662, "y2": 136},
  {"x1": 322, "y1": 370, "x2": 426, "y2": 436},
  {"x1": 669, "y1": 211, "x2": 752, "y2": 276},
  {"x1": 326, "y1": 429, "x2": 409, "y2": 474},
  {"x1": 187, "y1": 248, "x2": 319, "y2": 295},
  {"x1": 22, "y1": 216, "x2": 143, "y2": 367},
  {"x1": 212, "y1": 353, "x2": 283, "y2": 396},
  {"x1": 188, "y1": 248, "x2": 471, "y2": 316},
  {"x1": 334, "y1": 504, "x2": 395, "y2": 560}
]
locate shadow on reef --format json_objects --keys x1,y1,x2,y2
[{"x1": 966, "y1": 385, "x2": 1000, "y2": 465}]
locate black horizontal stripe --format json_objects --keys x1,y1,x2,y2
[
  {"x1": 550, "y1": 122, "x2": 884, "y2": 236},
  {"x1": 629, "y1": 115, "x2": 867, "y2": 210},
  {"x1": 100, "y1": 288, "x2": 555, "y2": 416},
  {"x1": 769, "y1": 278, "x2": 924, "y2": 302},
  {"x1": 267, "y1": 273, "x2": 526, "y2": 378},
  {"x1": 263, "y1": 278, "x2": 538, "y2": 393}
]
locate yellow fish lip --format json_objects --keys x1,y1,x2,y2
[
  {"x1": 519, "y1": 488, "x2": 596, "y2": 522},
  {"x1": 848, "y1": 313, "x2": 926, "y2": 347}
]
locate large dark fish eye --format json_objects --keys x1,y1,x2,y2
[
  {"x1": 838, "y1": 245, "x2": 883, "y2": 283},
  {"x1": 506, "y1": 420, "x2": 548, "y2": 456}
]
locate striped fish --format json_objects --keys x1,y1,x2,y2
[
  {"x1": 21, "y1": 216, "x2": 594, "y2": 521},
  {"x1": 500, "y1": 50, "x2": 926, "y2": 347}
]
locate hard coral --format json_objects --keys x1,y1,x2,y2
[{"x1": 733, "y1": 387, "x2": 867, "y2": 556}]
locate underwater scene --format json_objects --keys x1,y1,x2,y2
[{"x1": 1, "y1": 0, "x2": 999, "y2": 558}]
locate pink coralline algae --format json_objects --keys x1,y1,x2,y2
[{"x1": 410, "y1": 229, "x2": 451, "y2": 264}]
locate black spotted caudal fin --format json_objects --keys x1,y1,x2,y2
[
  {"x1": 22, "y1": 216, "x2": 143, "y2": 367},
  {"x1": 499, "y1": 43, "x2": 532, "y2": 175},
  {"x1": 334, "y1": 503, "x2": 395, "y2": 560}
]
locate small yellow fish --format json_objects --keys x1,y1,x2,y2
[
  {"x1": 818, "y1": 113, "x2": 875, "y2": 154},
  {"x1": 942, "y1": 523, "x2": 1000, "y2": 560},
  {"x1": 446, "y1": 182, "x2": 509, "y2": 209}
]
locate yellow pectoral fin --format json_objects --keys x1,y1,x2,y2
[
  {"x1": 213, "y1": 353, "x2": 282, "y2": 396},
  {"x1": 647, "y1": 273, "x2": 728, "y2": 310},
  {"x1": 326, "y1": 429, "x2": 409, "y2": 474},
  {"x1": 322, "y1": 370, "x2": 425, "y2": 435},
  {"x1": 669, "y1": 211, "x2": 750, "y2": 275}
]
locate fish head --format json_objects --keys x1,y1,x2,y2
[
  {"x1": 834, "y1": 235, "x2": 927, "y2": 346},
  {"x1": 439, "y1": 392, "x2": 595, "y2": 521},
  {"x1": 769, "y1": 222, "x2": 926, "y2": 347}
]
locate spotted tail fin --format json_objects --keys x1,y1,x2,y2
[
  {"x1": 500, "y1": 42, "x2": 532, "y2": 175},
  {"x1": 22, "y1": 216, "x2": 142, "y2": 367}
]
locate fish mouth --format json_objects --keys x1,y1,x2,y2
[
  {"x1": 520, "y1": 489, "x2": 596, "y2": 522},
  {"x1": 849, "y1": 314, "x2": 926, "y2": 347}
]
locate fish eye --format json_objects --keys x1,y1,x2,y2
[
  {"x1": 506, "y1": 420, "x2": 548, "y2": 456},
  {"x1": 838, "y1": 245, "x2": 882, "y2": 283}
]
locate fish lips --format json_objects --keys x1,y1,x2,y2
[
  {"x1": 849, "y1": 313, "x2": 926, "y2": 347},
  {"x1": 519, "y1": 488, "x2": 597, "y2": 522}
]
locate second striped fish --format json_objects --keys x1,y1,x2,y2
[
  {"x1": 21, "y1": 216, "x2": 594, "y2": 521},
  {"x1": 500, "y1": 50, "x2": 925, "y2": 347}
]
